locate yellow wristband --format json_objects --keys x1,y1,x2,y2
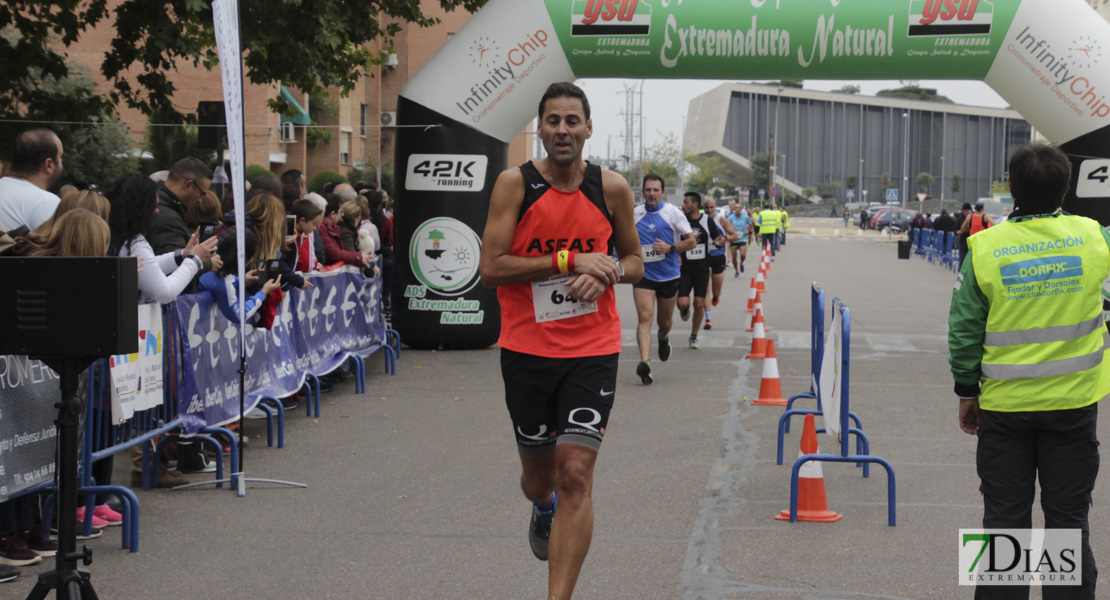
[{"x1": 557, "y1": 250, "x2": 570, "y2": 274}]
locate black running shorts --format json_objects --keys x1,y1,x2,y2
[
  {"x1": 632, "y1": 276, "x2": 679, "y2": 299},
  {"x1": 730, "y1": 241, "x2": 747, "y2": 248},
  {"x1": 709, "y1": 254, "x2": 727, "y2": 274},
  {"x1": 679, "y1": 266, "x2": 710, "y2": 298},
  {"x1": 500, "y1": 349, "x2": 619, "y2": 455}
]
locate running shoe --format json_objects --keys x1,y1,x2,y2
[
  {"x1": 704, "y1": 319, "x2": 713, "y2": 330},
  {"x1": 689, "y1": 335, "x2": 700, "y2": 349},
  {"x1": 93, "y1": 503, "x2": 124, "y2": 527},
  {"x1": 529, "y1": 494, "x2": 557, "y2": 561},
  {"x1": 74, "y1": 506, "x2": 109, "y2": 529},
  {"x1": 0, "y1": 535, "x2": 41, "y2": 566},
  {"x1": 636, "y1": 360, "x2": 653, "y2": 384},
  {"x1": 740, "y1": 264, "x2": 745, "y2": 273},
  {"x1": 733, "y1": 271, "x2": 739, "y2": 278},
  {"x1": 18, "y1": 528, "x2": 56, "y2": 557},
  {"x1": 0, "y1": 564, "x2": 18, "y2": 584},
  {"x1": 658, "y1": 332, "x2": 671, "y2": 362},
  {"x1": 679, "y1": 307, "x2": 690, "y2": 321},
  {"x1": 712, "y1": 296, "x2": 720, "y2": 307}
]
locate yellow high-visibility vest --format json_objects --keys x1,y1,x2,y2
[{"x1": 970, "y1": 213, "x2": 1110, "y2": 411}]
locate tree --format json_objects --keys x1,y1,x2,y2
[
  {"x1": 642, "y1": 133, "x2": 683, "y2": 186},
  {"x1": 990, "y1": 179, "x2": 1010, "y2": 195},
  {"x1": 747, "y1": 153, "x2": 771, "y2": 193},
  {"x1": 845, "y1": 175, "x2": 858, "y2": 191},
  {"x1": 879, "y1": 172, "x2": 892, "y2": 191},
  {"x1": 916, "y1": 172, "x2": 936, "y2": 192},
  {"x1": 876, "y1": 84, "x2": 953, "y2": 103},
  {"x1": 814, "y1": 181, "x2": 842, "y2": 201},
  {"x1": 1, "y1": 0, "x2": 486, "y2": 125},
  {"x1": 684, "y1": 154, "x2": 733, "y2": 196},
  {"x1": 5, "y1": 65, "x2": 136, "y2": 188},
  {"x1": 144, "y1": 107, "x2": 215, "y2": 174},
  {"x1": 950, "y1": 172, "x2": 963, "y2": 195},
  {"x1": 837, "y1": 84, "x2": 861, "y2": 95}
]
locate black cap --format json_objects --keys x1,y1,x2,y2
[
  {"x1": 962, "y1": 202, "x2": 973, "y2": 211},
  {"x1": 974, "y1": 202, "x2": 984, "y2": 210}
]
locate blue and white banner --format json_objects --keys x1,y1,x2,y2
[{"x1": 176, "y1": 268, "x2": 386, "y2": 433}]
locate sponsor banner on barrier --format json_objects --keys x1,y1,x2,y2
[
  {"x1": 986, "y1": 1, "x2": 1110, "y2": 143},
  {"x1": 0, "y1": 356, "x2": 60, "y2": 501},
  {"x1": 108, "y1": 303, "x2": 164, "y2": 424},
  {"x1": 177, "y1": 268, "x2": 385, "y2": 433},
  {"x1": 819, "y1": 305, "x2": 843, "y2": 443},
  {"x1": 545, "y1": 0, "x2": 1018, "y2": 79},
  {"x1": 400, "y1": 0, "x2": 575, "y2": 143}
]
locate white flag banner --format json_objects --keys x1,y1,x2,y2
[
  {"x1": 819, "y1": 307, "x2": 843, "y2": 443},
  {"x1": 212, "y1": 0, "x2": 248, "y2": 351},
  {"x1": 109, "y1": 303, "x2": 165, "y2": 423}
]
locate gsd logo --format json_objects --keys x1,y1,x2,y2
[
  {"x1": 571, "y1": 0, "x2": 651, "y2": 36},
  {"x1": 907, "y1": 0, "x2": 993, "y2": 37}
]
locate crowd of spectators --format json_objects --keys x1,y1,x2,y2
[{"x1": 0, "y1": 128, "x2": 394, "y2": 584}]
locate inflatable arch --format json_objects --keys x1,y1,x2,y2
[{"x1": 393, "y1": 0, "x2": 1110, "y2": 349}]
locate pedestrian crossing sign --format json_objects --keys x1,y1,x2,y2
[{"x1": 885, "y1": 189, "x2": 899, "y2": 202}]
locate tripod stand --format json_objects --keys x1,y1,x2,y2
[
  {"x1": 0, "y1": 256, "x2": 140, "y2": 600},
  {"x1": 25, "y1": 358, "x2": 99, "y2": 600}
]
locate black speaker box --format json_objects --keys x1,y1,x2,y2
[{"x1": 0, "y1": 257, "x2": 139, "y2": 357}]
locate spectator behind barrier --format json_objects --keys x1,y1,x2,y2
[
  {"x1": 186, "y1": 190, "x2": 223, "y2": 230},
  {"x1": 106, "y1": 173, "x2": 218, "y2": 305},
  {"x1": 289, "y1": 198, "x2": 323, "y2": 274},
  {"x1": 354, "y1": 196, "x2": 381, "y2": 252},
  {"x1": 245, "y1": 192, "x2": 307, "y2": 290},
  {"x1": 1, "y1": 190, "x2": 110, "y2": 257},
  {"x1": 199, "y1": 228, "x2": 281, "y2": 325},
  {"x1": 318, "y1": 197, "x2": 373, "y2": 269}
]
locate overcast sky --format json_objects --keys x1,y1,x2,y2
[{"x1": 574, "y1": 79, "x2": 1011, "y2": 161}]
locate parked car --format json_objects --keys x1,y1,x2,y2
[
  {"x1": 859, "y1": 204, "x2": 888, "y2": 230},
  {"x1": 872, "y1": 208, "x2": 915, "y2": 232}
]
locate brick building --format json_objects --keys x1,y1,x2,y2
[{"x1": 66, "y1": 0, "x2": 530, "y2": 183}]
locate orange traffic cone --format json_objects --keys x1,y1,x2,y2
[
  {"x1": 744, "y1": 278, "x2": 757, "y2": 313},
  {"x1": 755, "y1": 268, "x2": 767, "y2": 293},
  {"x1": 745, "y1": 311, "x2": 767, "y2": 359},
  {"x1": 775, "y1": 414, "x2": 843, "y2": 523},
  {"x1": 752, "y1": 339, "x2": 786, "y2": 406},
  {"x1": 746, "y1": 295, "x2": 763, "y2": 332}
]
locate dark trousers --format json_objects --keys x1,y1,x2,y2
[
  {"x1": 976, "y1": 404, "x2": 1100, "y2": 599},
  {"x1": 761, "y1": 233, "x2": 776, "y2": 257}
]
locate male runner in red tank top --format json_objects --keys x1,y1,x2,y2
[{"x1": 480, "y1": 82, "x2": 643, "y2": 600}]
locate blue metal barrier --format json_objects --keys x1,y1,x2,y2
[{"x1": 775, "y1": 299, "x2": 897, "y2": 525}]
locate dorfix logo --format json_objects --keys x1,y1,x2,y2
[
  {"x1": 908, "y1": 0, "x2": 993, "y2": 36},
  {"x1": 572, "y1": 0, "x2": 651, "y2": 36}
]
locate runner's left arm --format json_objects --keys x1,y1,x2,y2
[{"x1": 566, "y1": 169, "x2": 644, "y2": 302}]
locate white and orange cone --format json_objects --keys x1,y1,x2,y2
[
  {"x1": 745, "y1": 311, "x2": 768, "y2": 359},
  {"x1": 752, "y1": 339, "x2": 786, "y2": 406},
  {"x1": 744, "y1": 278, "x2": 757, "y2": 313},
  {"x1": 775, "y1": 414, "x2": 843, "y2": 523},
  {"x1": 755, "y1": 268, "x2": 767, "y2": 293},
  {"x1": 746, "y1": 294, "x2": 763, "y2": 332}
]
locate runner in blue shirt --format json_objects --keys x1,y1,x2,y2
[
  {"x1": 632, "y1": 174, "x2": 695, "y2": 384},
  {"x1": 726, "y1": 204, "x2": 753, "y2": 277}
]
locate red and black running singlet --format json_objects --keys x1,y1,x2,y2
[
  {"x1": 497, "y1": 161, "x2": 620, "y2": 358},
  {"x1": 970, "y1": 213, "x2": 990, "y2": 235}
]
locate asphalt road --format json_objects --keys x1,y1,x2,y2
[{"x1": 7, "y1": 228, "x2": 1098, "y2": 599}]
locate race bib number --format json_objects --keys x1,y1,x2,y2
[
  {"x1": 532, "y1": 274, "x2": 598, "y2": 323},
  {"x1": 685, "y1": 245, "x2": 706, "y2": 260},
  {"x1": 642, "y1": 244, "x2": 665, "y2": 263}
]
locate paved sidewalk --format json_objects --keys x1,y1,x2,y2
[{"x1": 7, "y1": 234, "x2": 1101, "y2": 599}]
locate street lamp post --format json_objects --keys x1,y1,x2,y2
[
  {"x1": 859, "y1": 158, "x2": 865, "y2": 205},
  {"x1": 773, "y1": 86, "x2": 783, "y2": 205},
  {"x1": 902, "y1": 112, "x2": 910, "y2": 211},
  {"x1": 940, "y1": 155, "x2": 946, "y2": 206}
]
